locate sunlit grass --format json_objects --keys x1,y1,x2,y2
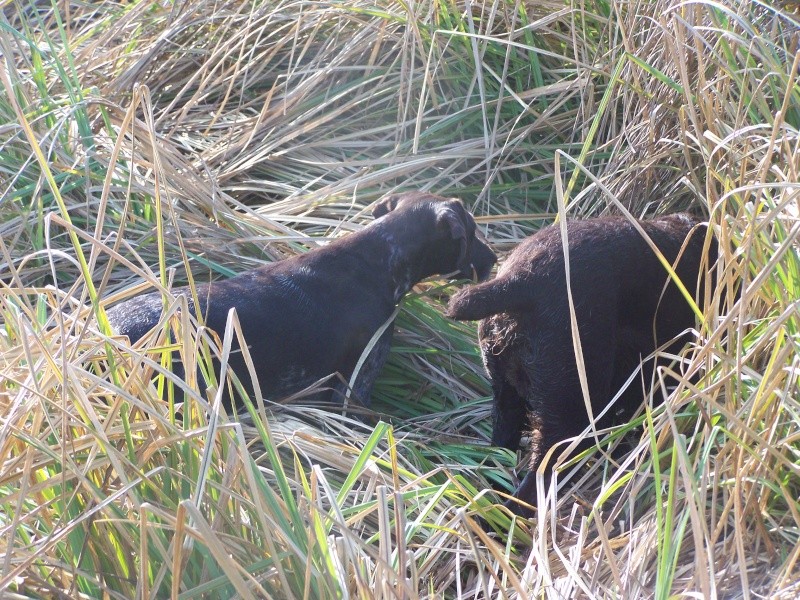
[{"x1": 1, "y1": 0, "x2": 798, "y2": 597}]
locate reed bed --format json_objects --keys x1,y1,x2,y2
[{"x1": 1, "y1": 0, "x2": 798, "y2": 597}]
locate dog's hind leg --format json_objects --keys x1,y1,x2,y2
[
  {"x1": 479, "y1": 315, "x2": 529, "y2": 451},
  {"x1": 505, "y1": 319, "x2": 619, "y2": 518},
  {"x1": 490, "y1": 377, "x2": 527, "y2": 451}
]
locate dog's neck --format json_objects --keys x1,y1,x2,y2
[
  {"x1": 379, "y1": 217, "x2": 450, "y2": 303},
  {"x1": 334, "y1": 217, "x2": 439, "y2": 304}
]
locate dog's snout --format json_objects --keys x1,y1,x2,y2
[{"x1": 470, "y1": 240, "x2": 497, "y2": 282}]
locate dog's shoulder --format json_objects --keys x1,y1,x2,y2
[
  {"x1": 640, "y1": 213, "x2": 709, "y2": 254},
  {"x1": 647, "y1": 212, "x2": 705, "y2": 233}
]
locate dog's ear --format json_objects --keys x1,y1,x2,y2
[
  {"x1": 436, "y1": 200, "x2": 471, "y2": 269},
  {"x1": 372, "y1": 194, "x2": 401, "y2": 218}
]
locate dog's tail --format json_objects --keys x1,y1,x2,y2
[{"x1": 446, "y1": 276, "x2": 532, "y2": 321}]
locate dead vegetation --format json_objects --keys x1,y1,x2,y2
[{"x1": 1, "y1": 0, "x2": 798, "y2": 597}]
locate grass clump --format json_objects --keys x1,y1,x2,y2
[{"x1": 1, "y1": 0, "x2": 798, "y2": 598}]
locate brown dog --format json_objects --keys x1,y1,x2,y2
[
  {"x1": 108, "y1": 191, "x2": 496, "y2": 409},
  {"x1": 447, "y1": 214, "x2": 714, "y2": 517}
]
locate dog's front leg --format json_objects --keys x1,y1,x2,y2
[{"x1": 350, "y1": 326, "x2": 394, "y2": 407}]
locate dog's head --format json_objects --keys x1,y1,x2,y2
[{"x1": 373, "y1": 191, "x2": 496, "y2": 282}]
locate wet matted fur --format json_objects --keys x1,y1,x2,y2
[
  {"x1": 447, "y1": 214, "x2": 716, "y2": 517},
  {"x1": 108, "y1": 191, "x2": 496, "y2": 410}
]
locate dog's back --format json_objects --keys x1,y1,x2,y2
[{"x1": 447, "y1": 214, "x2": 710, "y2": 325}]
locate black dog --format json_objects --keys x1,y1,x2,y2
[
  {"x1": 447, "y1": 214, "x2": 715, "y2": 517},
  {"x1": 107, "y1": 191, "x2": 496, "y2": 409}
]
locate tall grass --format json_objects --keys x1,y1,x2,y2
[{"x1": 1, "y1": 0, "x2": 798, "y2": 597}]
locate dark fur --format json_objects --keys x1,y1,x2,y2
[
  {"x1": 108, "y1": 191, "x2": 496, "y2": 409},
  {"x1": 447, "y1": 214, "x2": 715, "y2": 517}
]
